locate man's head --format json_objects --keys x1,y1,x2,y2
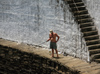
[{"x1": 50, "y1": 30, "x2": 53, "y2": 33}]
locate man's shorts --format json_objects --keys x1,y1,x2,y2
[{"x1": 50, "y1": 42, "x2": 57, "y2": 49}]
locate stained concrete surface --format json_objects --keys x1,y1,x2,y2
[
  {"x1": 0, "y1": 38, "x2": 100, "y2": 74},
  {"x1": 0, "y1": 45, "x2": 70, "y2": 74}
]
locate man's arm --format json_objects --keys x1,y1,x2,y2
[
  {"x1": 56, "y1": 33, "x2": 60, "y2": 42},
  {"x1": 46, "y1": 34, "x2": 51, "y2": 42}
]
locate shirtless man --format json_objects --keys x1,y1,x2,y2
[{"x1": 47, "y1": 30, "x2": 60, "y2": 58}]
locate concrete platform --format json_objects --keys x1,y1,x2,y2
[{"x1": 0, "y1": 38, "x2": 100, "y2": 74}]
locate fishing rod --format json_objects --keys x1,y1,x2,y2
[{"x1": 38, "y1": 41, "x2": 47, "y2": 45}]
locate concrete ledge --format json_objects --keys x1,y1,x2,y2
[{"x1": 0, "y1": 38, "x2": 100, "y2": 74}]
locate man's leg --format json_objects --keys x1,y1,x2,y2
[
  {"x1": 55, "y1": 49, "x2": 59, "y2": 57},
  {"x1": 52, "y1": 49, "x2": 54, "y2": 57}
]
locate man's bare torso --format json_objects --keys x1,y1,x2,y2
[{"x1": 49, "y1": 33, "x2": 59, "y2": 42}]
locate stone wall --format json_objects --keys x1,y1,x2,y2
[{"x1": 0, "y1": 0, "x2": 89, "y2": 61}]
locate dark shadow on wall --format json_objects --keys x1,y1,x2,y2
[{"x1": 0, "y1": 45, "x2": 80, "y2": 74}]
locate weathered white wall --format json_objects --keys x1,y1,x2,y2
[
  {"x1": 0, "y1": 0, "x2": 89, "y2": 61},
  {"x1": 83, "y1": 0, "x2": 100, "y2": 35}
]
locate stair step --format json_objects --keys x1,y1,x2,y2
[
  {"x1": 86, "y1": 39, "x2": 100, "y2": 43},
  {"x1": 91, "y1": 53, "x2": 100, "y2": 61},
  {"x1": 89, "y1": 49, "x2": 100, "y2": 56},
  {"x1": 74, "y1": 10, "x2": 88, "y2": 13},
  {"x1": 71, "y1": 6, "x2": 86, "y2": 9},
  {"x1": 84, "y1": 35, "x2": 99, "y2": 41},
  {"x1": 86, "y1": 39, "x2": 100, "y2": 46},
  {"x1": 75, "y1": 14, "x2": 90, "y2": 20},
  {"x1": 83, "y1": 30, "x2": 98, "y2": 37},
  {"x1": 69, "y1": 2, "x2": 84, "y2": 7},
  {"x1": 77, "y1": 18, "x2": 92, "y2": 23},
  {"x1": 81, "y1": 26, "x2": 96, "y2": 32},
  {"x1": 75, "y1": 14, "x2": 90, "y2": 17},
  {"x1": 78, "y1": 18, "x2": 92, "y2": 21},
  {"x1": 78, "y1": 18, "x2": 93, "y2": 24},
  {"x1": 73, "y1": 10, "x2": 89, "y2": 17},
  {"x1": 80, "y1": 24, "x2": 94, "y2": 28},
  {"x1": 71, "y1": 6, "x2": 86, "y2": 12},
  {"x1": 67, "y1": 0, "x2": 82, "y2": 4},
  {"x1": 94, "y1": 59, "x2": 100, "y2": 63},
  {"x1": 80, "y1": 22, "x2": 94, "y2": 28},
  {"x1": 80, "y1": 22, "x2": 94, "y2": 25},
  {"x1": 88, "y1": 44, "x2": 100, "y2": 50}
]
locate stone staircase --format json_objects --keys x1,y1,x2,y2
[{"x1": 66, "y1": 0, "x2": 100, "y2": 63}]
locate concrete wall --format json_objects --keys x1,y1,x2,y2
[
  {"x1": 83, "y1": 0, "x2": 100, "y2": 35},
  {"x1": 0, "y1": 0, "x2": 89, "y2": 61}
]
